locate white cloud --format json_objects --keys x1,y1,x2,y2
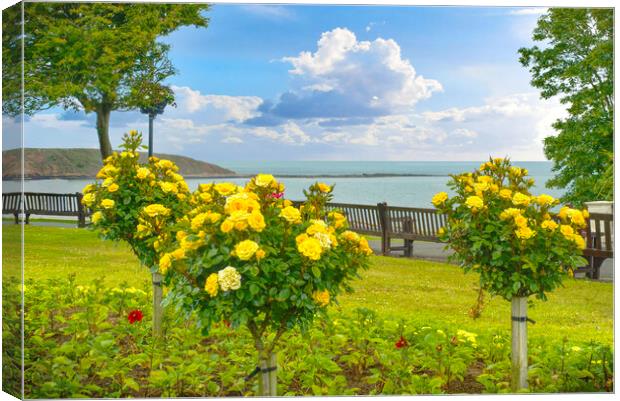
[
  {"x1": 221, "y1": 136, "x2": 243, "y2": 144},
  {"x1": 451, "y1": 128, "x2": 478, "y2": 138},
  {"x1": 509, "y1": 8, "x2": 548, "y2": 16},
  {"x1": 171, "y1": 85, "x2": 262, "y2": 122},
  {"x1": 269, "y1": 27, "x2": 442, "y2": 119}
]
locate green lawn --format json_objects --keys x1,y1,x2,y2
[{"x1": 2, "y1": 225, "x2": 613, "y2": 344}]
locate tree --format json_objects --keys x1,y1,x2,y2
[
  {"x1": 2, "y1": 3, "x2": 209, "y2": 160},
  {"x1": 518, "y1": 8, "x2": 613, "y2": 206}
]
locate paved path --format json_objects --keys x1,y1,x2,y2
[{"x1": 368, "y1": 238, "x2": 614, "y2": 282}]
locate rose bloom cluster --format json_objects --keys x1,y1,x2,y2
[
  {"x1": 82, "y1": 130, "x2": 190, "y2": 268},
  {"x1": 155, "y1": 174, "x2": 372, "y2": 332},
  {"x1": 433, "y1": 157, "x2": 588, "y2": 301}
]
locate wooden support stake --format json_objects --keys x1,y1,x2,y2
[
  {"x1": 511, "y1": 296, "x2": 528, "y2": 391},
  {"x1": 258, "y1": 356, "x2": 270, "y2": 396},
  {"x1": 152, "y1": 272, "x2": 163, "y2": 337}
]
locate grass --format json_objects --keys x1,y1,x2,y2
[{"x1": 3, "y1": 225, "x2": 613, "y2": 344}]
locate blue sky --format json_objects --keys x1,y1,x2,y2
[{"x1": 5, "y1": 4, "x2": 567, "y2": 161}]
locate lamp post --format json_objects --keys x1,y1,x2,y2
[{"x1": 140, "y1": 96, "x2": 170, "y2": 158}]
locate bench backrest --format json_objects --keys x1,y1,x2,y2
[
  {"x1": 2, "y1": 192, "x2": 22, "y2": 213},
  {"x1": 325, "y1": 202, "x2": 383, "y2": 236},
  {"x1": 23, "y1": 192, "x2": 83, "y2": 216},
  {"x1": 384, "y1": 205, "x2": 446, "y2": 241},
  {"x1": 583, "y1": 212, "x2": 613, "y2": 258}
]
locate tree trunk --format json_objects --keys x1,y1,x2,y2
[
  {"x1": 95, "y1": 105, "x2": 113, "y2": 160},
  {"x1": 257, "y1": 351, "x2": 277, "y2": 396},
  {"x1": 511, "y1": 296, "x2": 528, "y2": 391}
]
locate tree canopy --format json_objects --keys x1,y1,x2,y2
[
  {"x1": 2, "y1": 3, "x2": 209, "y2": 159},
  {"x1": 518, "y1": 8, "x2": 613, "y2": 206}
]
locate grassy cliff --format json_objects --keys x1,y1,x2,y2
[{"x1": 2, "y1": 148, "x2": 236, "y2": 179}]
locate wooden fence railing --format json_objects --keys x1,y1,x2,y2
[{"x1": 2, "y1": 192, "x2": 612, "y2": 279}]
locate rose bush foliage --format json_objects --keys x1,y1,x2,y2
[
  {"x1": 157, "y1": 175, "x2": 372, "y2": 354},
  {"x1": 432, "y1": 158, "x2": 588, "y2": 301},
  {"x1": 82, "y1": 130, "x2": 190, "y2": 268}
]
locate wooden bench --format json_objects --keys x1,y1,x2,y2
[
  {"x1": 293, "y1": 201, "x2": 444, "y2": 256},
  {"x1": 2, "y1": 192, "x2": 88, "y2": 227},
  {"x1": 576, "y1": 213, "x2": 613, "y2": 279},
  {"x1": 380, "y1": 204, "x2": 446, "y2": 256}
]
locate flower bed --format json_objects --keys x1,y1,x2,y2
[{"x1": 7, "y1": 277, "x2": 613, "y2": 397}]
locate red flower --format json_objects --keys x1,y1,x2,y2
[
  {"x1": 128, "y1": 310, "x2": 143, "y2": 324},
  {"x1": 395, "y1": 335, "x2": 408, "y2": 349},
  {"x1": 268, "y1": 192, "x2": 284, "y2": 199}
]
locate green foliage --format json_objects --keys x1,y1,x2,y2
[
  {"x1": 2, "y1": 3, "x2": 209, "y2": 157},
  {"x1": 518, "y1": 8, "x2": 613, "y2": 206},
  {"x1": 84, "y1": 131, "x2": 191, "y2": 268},
  {"x1": 159, "y1": 176, "x2": 371, "y2": 359},
  {"x1": 434, "y1": 158, "x2": 588, "y2": 301},
  {"x1": 6, "y1": 277, "x2": 613, "y2": 397}
]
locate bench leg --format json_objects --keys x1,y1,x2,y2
[
  {"x1": 404, "y1": 239, "x2": 413, "y2": 257},
  {"x1": 25, "y1": 214, "x2": 30, "y2": 225},
  {"x1": 382, "y1": 236, "x2": 391, "y2": 256},
  {"x1": 592, "y1": 258, "x2": 605, "y2": 280},
  {"x1": 13, "y1": 213, "x2": 18, "y2": 224},
  {"x1": 78, "y1": 213, "x2": 86, "y2": 228}
]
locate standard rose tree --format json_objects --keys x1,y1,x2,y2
[
  {"x1": 82, "y1": 130, "x2": 191, "y2": 336},
  {"x1": 159, "y1": 175, "x2": 372, "y2": 395},
  {"x1": 432, "y1": 157, "x2": 588, "y2": 391}
]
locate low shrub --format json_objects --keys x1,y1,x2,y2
[{"x1": 4, "y1": 277, "x2": 612, "y2": 397}]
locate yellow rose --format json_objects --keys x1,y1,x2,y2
[
  {"x1": 313, "y1": 290, "x2": 330, "y2": 307},
  {"x1": 205, "y1": 273, "x2": 219, "y2": 297},
  {"x1": 156, "y1": 159, "x2": 175, "y2": 170},
  {"x1": 317, "y1": 183, "x2": 331, "y2": 193},
  {"x1": 82, "y1": 193, "x2": 96, "y2": 207},
  {"x1": 280, "y1": 206, "x2": 302, "y2": 224},
  {"x1": 557, "y1": 206, "x2": 570, "y2": 221},
  {"x1": 159, "y1": 253, "x2": 172, "y2": 274},
  {"x1": 218, "y1": 266, "x2": 241, "y2": 291},
  {"x1": 171, "y1": 248, "x2": 185, "y2": 260},
  {"x1": 499, "y1": 189, "x2": 512, "y2": 199},
  {"x1": 358, "y1": 237, "x2": 373, "y2": 255},
  {"x1": 432, "y1": 192, "x2": 449, "y2": 207},
  {"x1": 159, "y1": 181, "x2": 178, "y2": 194},
  {"x1": 540, "y1": 220, "x2": 558, "y2": 231},
  {"x1": 191, "y1": 213, "x2": 208, "y2": 232},
  {"x1": 582, "y1": 209, "x2": 590, "y2": 219},
  {"x1": 234, "y1": 240, "x2": 259, "y2": 261},
  {"x1": 100, "y1": 199, "x2": 115, "y2": 209},
  {"x1": 329, "y1": 211, "x2": 347, "y2": 228},
  {"x1": 283, "y1": 199, "x2": 293, "y2": 207},
  {"x1": 91, "y1": 211, "x2": 103, "y2": 224},
  {"x1": 82, "y1": 184, "x2": 96, "y2": 194},
  {"x1": 515, "y1": 226, "x2": 535, "y2": 240},
  {"x1": 535, "y1": 194, "x2": 555, "y2": 207},
  {"x1": 560, "y1": 225, "x2": 574, "y2": 239},
  {"x1": 514, "y1": 215, "x2": 528, "y2": 228},
  {"x1": 220, "y1": 219, "x2": 234, "y2": 233},
  {"x1": 571, "y1": 234, "x2": 586, "y2": 250},
  {"x1": 296, "y1": 233, "x2": 309, "y2": 245},
  {"x1": 465, "y1": 196, "x2": 484, "y2": 211},
  {"x1": 341, "y1": 230, "x2": 360, "y2": 242},
  {"x1": 107, "y1": 183, "x2": 119, "y2": 193},
  {"x1": 143, "y1": 204, "x2": 170, "y2": 217},
  {"x1": 214, "y1": 182, "x2": 238, "y2": 196},
  {"x1": 512, "y1": 192, "x2": 531, "y2": 206},
  {"x1": 298, "y1": 237, "x2": 323, "y2": 260},
  {"x1": 477, "y1": 175, "x2": 493, "y2": 184},
  {"x1": 255, "y1": 249, "x2": 266, "y2": 261},
  {"x1": 247, "y1": 211, "x2": 266, "y2": 232},
  {"x1": 136, "y1": 167, "x2": 150, "y2": 180},
  {"x1": 568, "y1": 210, "x2": 586, "y2": 228},
  {"x1": 255, "y1": 173, "x2": 275, "y2": 187},
  {"x1": 307, "y1": 220, "x2": 328, "y2": 235}
]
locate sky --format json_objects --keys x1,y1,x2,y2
[{"x1": 4, "y1": 4, "x2": 567, "y2": 161}]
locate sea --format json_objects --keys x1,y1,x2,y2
[{"x1": 4, "y1": 161, "x2": 563, "y2": 208}]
